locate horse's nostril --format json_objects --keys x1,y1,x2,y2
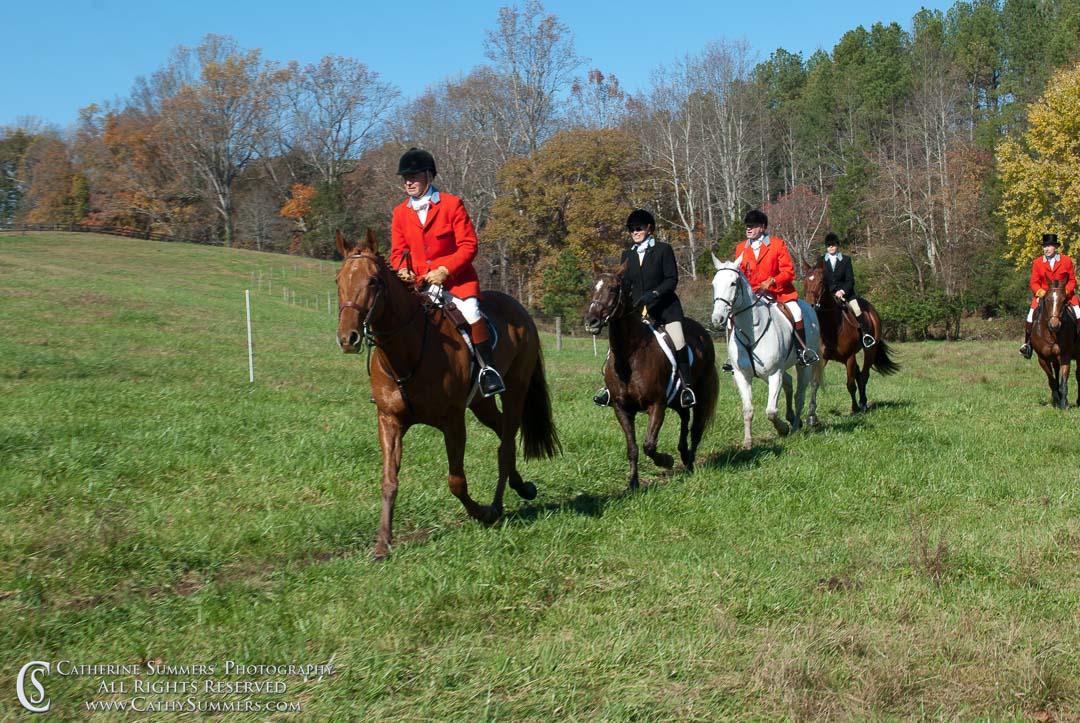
[{"x1": 347, "y1": 330, "x2": 361, "y2": 347}]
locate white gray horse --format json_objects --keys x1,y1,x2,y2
[{"x1": 710, "y1": 256, "x2": 823, "y2": 450}]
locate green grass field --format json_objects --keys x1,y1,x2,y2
[{"x1": 1, "y1": 232, "x2": 1078, "y2": 720}]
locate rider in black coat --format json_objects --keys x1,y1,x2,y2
[
  {"x1": 594, "y1": 209, "x2": 696, "y2": 408},
  {"x1": 821, "y1": 232, "x2": 874, "y2": 348}
]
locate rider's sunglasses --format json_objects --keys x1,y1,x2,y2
[{"x1": 629, "y1": 225, "x2": 648, "y2": 232}]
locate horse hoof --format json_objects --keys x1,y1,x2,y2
[
  {"x1": 372, "y1": 547, "x2": 390, "y2": 562},
  {"x1": 807, "y1": 414, "x2": 819, "y2": 427},
  {"x1": 655, "y1": 453, "x2": 674, "y2": 469},
  {"x1": 511, "y1": 480, "x2": 537, "y2": 500},
  {"x1": 741, "y1": 441, "x2": 753, "y2": 451}
]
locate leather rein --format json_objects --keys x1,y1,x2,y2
[
  {"x1": 338, "y1": 253, "x2": 432, "y2": 413},
  {"x1": 713, "y1": 267, "x2": 777, "y2": 373}
]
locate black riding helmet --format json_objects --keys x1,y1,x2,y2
[
  {"x1": 744, "y1": 209, "x2": 768, "y2": 227},
  {"x1": 397, "y1": 148, "x2": 437, "y2": 177},
  {"x1": 626, "y1": 208, "x2": 655, "y2": 231},
  {"x1": 825, "y1": 232, "x2": 840, "y2": 247},
  {"x1": 1042, "y1": 233, "x2": 1060, "y2": 247}
]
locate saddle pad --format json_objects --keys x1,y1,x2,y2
[{"x1": 643, "y1": 320, "x2": 694, "y2": 404}]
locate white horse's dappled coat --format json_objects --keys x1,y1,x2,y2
[{"x1": 710, "y1": 256, "x2": 822, "y2": 450}]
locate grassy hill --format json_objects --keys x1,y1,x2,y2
[{"x1": 1, "y1": 232, "x2": 1077, "y2": 719}]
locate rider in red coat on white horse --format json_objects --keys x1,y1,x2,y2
[
  {"x1": 1019, "y1": 233, "x2": 1080, "y2": 359},
  {"x1": 733, "y1": 209, "x2": 820, "y2": 366}
]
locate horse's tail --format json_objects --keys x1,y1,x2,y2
[
  {"x1": 521, "y1": 348, "x2": 561, "y2": 459},
  {"x1": 696, "y1": 356, "x2": 720, "y2": 432},
  {"x1": 872, "y1": 337, "x2": 901, "y2": 376}
]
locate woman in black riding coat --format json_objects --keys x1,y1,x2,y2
[
  {"x1": 594, "y1": 209, "x2": 696, "y2": 408},
  {"x1": 821, "y1": 232, "x2": 874, "y2": 348}
]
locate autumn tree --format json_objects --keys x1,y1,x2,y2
[
  {"x1": 137, "y1": 34, "x2": 286, "y2": 246},
  {"x1": 567, "y1": 69, "x2": 629, "y2": 130},
  {"x1": 266, "y1": 55, "x2": 398, "y2": 244},
  {"x1": 997, "y1": 63, "x2": 1080, "y2": 263},
  {"x1": 483, "y1": 0, "x2": 582, "y2": 155},
  {"x1": 486, "y1": 128, "x2": 639, "y2": 303},
  {"x1": 763, "y1": 185, "x2": 829, "y2": 269},
  {"x1": 19, "y1": 133, "x2": 88, "y2": 224},
  {"x1": 0, "y1": 127, "x2": 34, "y2": 222}
]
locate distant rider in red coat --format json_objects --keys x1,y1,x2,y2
[
  {"x1": 1019, "y1": 232, "x2": 1080, "y2": 359},
  {"x1": 390, "y1": 148, "x2": 504, "y2": 396}
]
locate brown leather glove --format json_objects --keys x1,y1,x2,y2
[
  {"x1": 423, "y1": 266, "x2": 450, "y2": 286},
  {"x1": 397, "y1": 268, "x2": 416, "y2": 283},
  {"x1": 1036, "y1": 289, "x2": 1047, "y2": 298},
  {"x1": 756, "y1": 278, "x2": 775, "y2": 293}
]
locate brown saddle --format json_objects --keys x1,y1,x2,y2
[{"x1": 763, "y1": 295, "x2": 809, "y2": 353}]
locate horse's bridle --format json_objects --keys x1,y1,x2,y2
[
  {"x1": 338, "y1": 253, "x2": 425, "y2": 343},
  {"x1": 337, "y1": 252, "x2": 432, "y2": 414},
  {"x1": 712, "y1": 267, "x2": 759, "y2": 321},
  {"x1": 586, "y1": 278, "x2": 624, "y2": 330}
]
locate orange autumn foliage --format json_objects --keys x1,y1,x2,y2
[{"x1": 280, "y1": 184, "x2": 316, "y2": 220}]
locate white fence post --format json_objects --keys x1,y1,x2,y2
[{"x1": 245, "y1": 290, "x2": 254, "y2": 383}]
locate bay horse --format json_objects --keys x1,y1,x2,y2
[
  {"x1": 583, "y1": 261, "x2": 718, "y2": 489},
  {"x1": 710, "y1": 256, "x2": 822, "y2": 450},
  {"x1": 1031, "y1": 279, "x2": 1080, "y2": 409},
  {"x1": 335, "y1": 229, "x2": 559, "y2": 558},
  {"x1": 802, "y1": 259, "x2": 899, "y2": 420}
]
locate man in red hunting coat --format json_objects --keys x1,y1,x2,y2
[
  {"x1": 733, "y1": 209, "x2": 819, "y2": 365},
  {"x1": 390, "y1": 147, "x2": 504, "y2": 396},
  {"x1": 1019, "y1": 233, "x2": 1080, "y2": 359}
]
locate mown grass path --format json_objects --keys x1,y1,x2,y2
[{"x1": 1, "y1": 233, "x2": 1077, "y2": 719}]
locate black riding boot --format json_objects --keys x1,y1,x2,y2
[
  {"x1": 475, "y1": 341, "x2": 506, "y2": 397},
  {"x1": 856, "y1": 313, "x2": 875, "y2": 348},
  {"x1": 675, "y1": 347, "x2": 696, "y2": 407},
  {"x1": 1019, "y1": 322, "x2": 1033, "y2": 359},
  {"x1": 794, "y1": 322, "x2": 820, "y2": 366}
]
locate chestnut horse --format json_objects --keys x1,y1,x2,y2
[
  {"x1": 802, "y1": 260, "x2": 899, "y2": 419},
  {"x1": 584, "y1": 261, "x2": 718, "y2": 489},
  {"x1": 335, "y1": 230, "x2": 560, "y2": 558},
  {"x1": 1031, "y1": 279, "x2": 1080, "y2": 409}
]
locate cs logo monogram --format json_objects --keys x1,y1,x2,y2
[{"x1": 17, "y1": 661, "x2": 51, "y2": 713}]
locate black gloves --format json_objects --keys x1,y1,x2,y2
[{"x1": 633, "y1": 290, "x2": 660, "y2": 309}]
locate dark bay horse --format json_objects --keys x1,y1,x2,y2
[
  {"x1": 335, "y1": 230, "x2": 559, "y2": 558},
  {"x1": 802, "y1": 260, "x2": 899, "y2": 418},
  {"x1": 1031, "y1": 279, "x2": 1080, "y2": 409},
  {"x1": 584, "y1": 261, "x2": 718, "y2": 489}
]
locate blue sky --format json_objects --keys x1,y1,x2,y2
[{"x1": 6, "y1": 0, "x2": 952, "y2": 130}]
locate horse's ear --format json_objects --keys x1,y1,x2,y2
[
  {"x1": 711, "y1": 252, "x2": 723, "y2": 270},
  {"x1": 335, "y1": 229, "x2": 354, "y2": 258},
  {"x1": 616, "y1": 258, "x2": 629, "y2": 276},
  {"x1": 360, "y1": 228, "x2": 378, "y2": 254},
  {"x1": 592, "y1": 259, "x2": 602, "y2": 276}
]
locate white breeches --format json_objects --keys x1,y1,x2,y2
[
  {"x1": 424, "y1": 284, "x2": 480, "y2": 324},
  {"x1": 847, "y1": 298, "x2": 862, "y2": 316},
  {"x1": 666, "y1": 320, "x2": 686, "y2": 351},
  {"x1": 1026, "y1": 305, "x2": 1080, "y2": 323},
  {"x1": 784, "y1": 299, "x2": 803, "y2": 323}
]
